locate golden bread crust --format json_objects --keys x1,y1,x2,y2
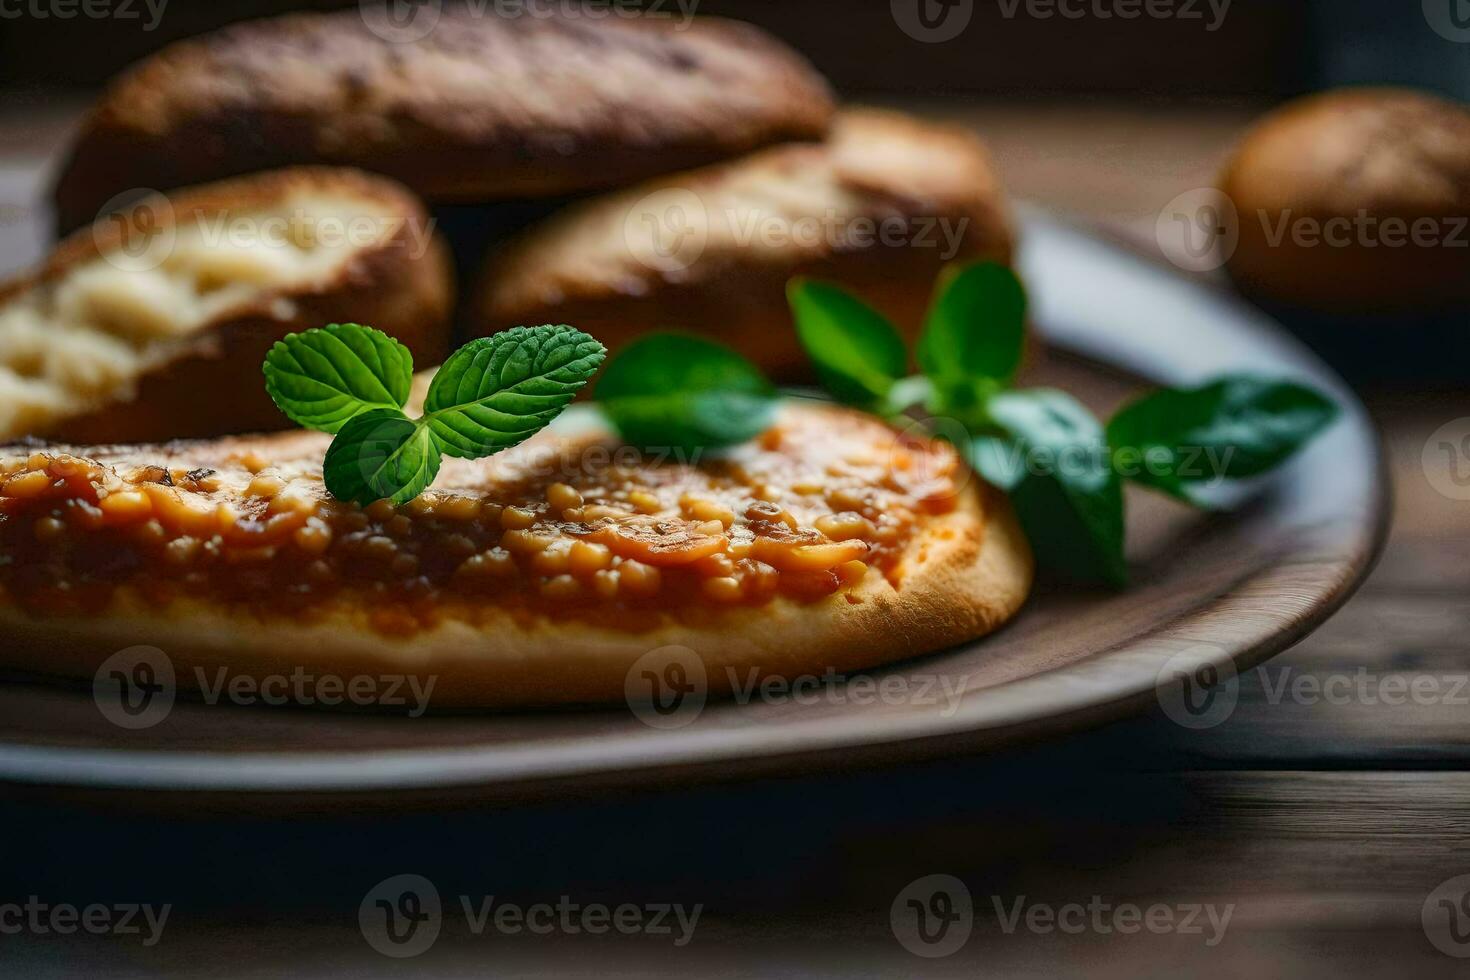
[
  {"x1": 475, "y1": 109, "x2": 1015, "y2": 378},
  {"x1": 1220, "y1": 87, "x2": 1470, "y2": 313}
]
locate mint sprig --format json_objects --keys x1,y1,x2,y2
[
  {"x1": 263, "y1": 323, "x2": 414, "y2": 434},
  {"x1": 787, "y1": 278, "x2": 908, "y2": 410},
  {"x1": 782, "y1": 261, "x2": 1340, "y2": 587},
  {"x1": 596, "y1": 333, "x2": 777, "y2": 454},
  {"x1": 264, "y1": 323, "x2": 605, "y2": 506}
]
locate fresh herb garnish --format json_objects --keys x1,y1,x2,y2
[
  {"x1": 973, "y1": 389, "x2": 1127, "y2": 587},
  {"x1": 268, "y1": 269, "x2": 1338, "y2": 588},
  {"x1": 1106, "y1": 375, "x2": 1339, "y2": 505},
  {"x1": 787, "y1": 278, "x2": 909, "y2": 411},
  {"x1": 262, "y1": 322, "x2": 414, "y2": 434},
  {"x1": 596, "y1": 333, "x2": 777, "y2": 454},
  {"x1": 264, "y1": 323, "x2": 605, "y2": 506},
  {"x1": 782, "y1": 261, "x2": 1339, "y2": 587}
]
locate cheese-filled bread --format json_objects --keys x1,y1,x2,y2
[{"x1": 1, "y1": 168, "x2": 452, "y2": 444}]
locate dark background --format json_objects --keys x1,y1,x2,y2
[{"x1": 0, "y1": 0, "x2": 1465, "y2": 101}]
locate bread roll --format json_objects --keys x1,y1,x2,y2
[
  {"x1": 1221, "y1": 88, "x2": 1470, "y2": 313},
  {"x1": 52, "y1": 7, "x2": 835, "y2": 233},
  {"x1": 1, "y1": 168, "x2": 452, "y2": 444},
  {"x1": 475, "y1": 109, "x2": 1015, "y2": 379}
]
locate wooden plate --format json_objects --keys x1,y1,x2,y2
[{"x1": 0, "y1": 213, "x2": 1389, "y2": 801}]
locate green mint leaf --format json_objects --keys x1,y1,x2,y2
[
  {"x1": 787, "y1": 278, "x2": 907, "y2": 408},
  {"x1": 919, "y1": 262, "x2": 1028, "y2": 407},
  {"x1": 1107, "y1": 375, "x2": 1339, "y2": 503},
  {"x1": 263, "y1": 323, "x2": 413, "y2": 434},
  {"x1": 974, "y1": 389, "x2": 1127, "y2": 587},
  {"x1": 322, "y1": 409, "x2": 441, "y2": 507},
  {"x1": 596, "y1": 333, "x2": 777, "y2": 453},
  {"x1": 423, "y1": 324, "x2": 606, "y2": 459}
]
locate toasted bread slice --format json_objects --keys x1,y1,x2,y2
[
  {"x1": 52, "y1": 8, "x2": 835, "y2": 232},
  {"x1": 1, "y1": 168, "x2": 452, "y2": 444},
  {"x1": 0, "y1": 402, "x2": 1031, "y2": 709},
  {"x1": 475, "y1": 109, "x2": 1014, "y2": 379}
]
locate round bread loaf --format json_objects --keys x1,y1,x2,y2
[
  {"x1": 2, "y1": 168, "x2": 452, "y2": 444},
  {"x1": 51, "y1": 8, "x2": 835, "y2": 233},
  {"x1": 1220, "y1": 88, "x2": 1470, "y2": 313},
  {"x1": 475, "y1": 109, "x2": 1015, "y2": 379},
  {"x1": 0, "y1": 402, "x2": 1031, "y2": 709}
]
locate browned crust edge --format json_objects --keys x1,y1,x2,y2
[
  {"x1": 51, "y1": 10, "x2": 836, "y2": 232},
  {"x1": 473, "y1": 109, "x2": 1014, "y2": 377}
]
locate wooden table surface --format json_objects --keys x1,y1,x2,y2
[{"x1": 1, "y1": 101, "x2": 1468, "y2": 978}]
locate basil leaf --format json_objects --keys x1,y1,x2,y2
[
  {"x1": 787, "y1": 278, "x2": 907, "y2": 408},
  {"x1": 919, "y1": 262, "x2": 1028, "y2": 404},
  {"x1": 975, "y1": 389, "x2": 1127, "y2": 587},
  {"x1": 1107, "y1": 375, "x2": 1339, "y2": 502},
  {"x1": 322, "y1": 409, "x2": 441, "y2": 507},
  {"x1": 597, "y1": 333, "x2": 777, "y2": 453},
  {"x1": 263, "y1": 323, "x2": 413, "y2": 433},
  {"x1": 424, "y1": 324, "x2": 606, "y2": 459}
]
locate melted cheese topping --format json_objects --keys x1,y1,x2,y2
[
  {"x1": 0, "y1": 405, "x2": 963, "y2": 634},
  {"x1": 0, "y1": 191, "x2": 401, "y2": 439}
]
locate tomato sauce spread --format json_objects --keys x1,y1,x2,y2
[{"x1": 0, "y1": 405, "x2": 963, "y2": 635}]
